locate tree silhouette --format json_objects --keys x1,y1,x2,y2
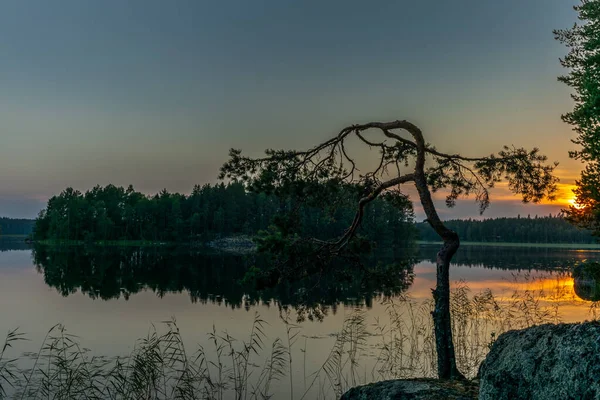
[
  {"x1": 555, "y1": 0, "x2": 600, "y2": 235},
  {"x1": 220, "y1": 119, "x2": 558, "y2": 380}
]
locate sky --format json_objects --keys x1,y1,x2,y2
[{"x1": 0, "y1": 0, "x2": 583, "y2": 219}]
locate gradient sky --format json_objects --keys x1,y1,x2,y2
[{"x1": 0, "y1": 0, "x2": 583, "y2": 219}]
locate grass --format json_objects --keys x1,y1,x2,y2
[
  {"x1": 1, "y1": 317, "x2": 289, "y2": 400},
  {"x1": 417, "y1": 240, "x2": 600, "y2": 249},
  {"x1": 0, "y1": 274, "x2": 580, "y2": 399}
]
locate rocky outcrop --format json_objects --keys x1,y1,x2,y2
[
  {"x1": 478, "y1": 322, "x2": 600, "y2": 400},
  {"x1": 206, "y1": 236, "x2": 256, "y2": 253},
  {"x1": 573, "y1": 262, "x2": 600, "y2": 301},
  {"x1": 340, "y1": 378, "x2": 478, "y2": 400}
]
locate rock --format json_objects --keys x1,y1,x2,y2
[
  {"x1": 573, "y1": 276, "x2": 600, "y2": 301},
  {"x1": 206, "y1": 236, "x2": 256, "y2": 254},
  {"x1": 573, "y1": 262, "x2": 600, "y2": 301},
  {"x1": 478, "y1": 322, "x2": 600, "y2": 400},
  {"x1": 340, "y1": 378, "x2": 478, "y2": 400}
]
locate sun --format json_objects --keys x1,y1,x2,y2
[
  {"x1": 568, "y1": 197, "x2": 585, "y2": 209},
  {"x1": 551, "y1": 184, "x2": 584, "y2": 209}
]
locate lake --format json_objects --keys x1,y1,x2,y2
[{"x1": 1, "y1": 241, "x2": 599, "y2": 399}]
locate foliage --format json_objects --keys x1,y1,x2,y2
[
  {"x1": 2, "y1": 316, "x2": 292, "y2": 400},
  {"x1": 0, "y1": 218, "x2": 34, "y2": 236},
  {"x1": 555, "y1": 0, "x2": 600, "y2": 234},
  {"x1": 220, "y1": 122, "x2": 558, "y2": 220},
  {"x1": 219, "y1": 120, "x2": 558, "y2": 275},
  {"x1": 32, "y1": 183, "x2": 416, "y2": 247},
  {"x1": 220, "y1": 119, "x2": 558, "y2": 380},
  {"x1": 32, "y1": 245, "x2": 415, "y2": 317},
  {"x1": 0, "y1": 328, "x2": 26, "y2": 397},
  {"x1": 416, "y1": 214, "x2": 597, "y2": 244}
]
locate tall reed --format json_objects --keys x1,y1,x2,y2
[{"x1": 0, "y1": 273, "x2": 586, "y2": 399}]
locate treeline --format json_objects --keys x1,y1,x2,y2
[
  {"x1": 418, "y1": 244, "x2": 598, "y2": 271},
  {"x1": 0, "y1": 217, "x2": 35, "y2": 236},
  {"x1": 33, "y1": 183, "x2": 416, "y2": 244},
  {"x1": 416, "y1": 215, "x2": 598, "y2": 244}
]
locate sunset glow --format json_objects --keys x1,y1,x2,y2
[
  {"x1": 539, "y1": 183, "x2": 579, "y2": 207},
  {"x1": 1, "y1": 1, "x2": 600, "y2": 397},
  {"x1": 568, "y1": 197, "x2": 584, "y2": 209},
  {"x1": 0, "y1": 0, "x2": 585, "y2": 220}
]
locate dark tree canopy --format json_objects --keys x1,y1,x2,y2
[
  {"x1": 33, "y1": 183, "x2": 415, "y2": 248},
  {"x1": 221, "y1": 120, "x2": 558, "y2": 250},
  {"x1": 416, "y1": 215, "x2": 597, "y2": 244},
  {"x1": 555, "y1": 0, "x2": 600, "y2": 235},
  {"x1": 0, "y1": 217, "x2": 35, "y2": 236},
  {"x1": 221, "y1": 119, "x2": 558, "y2": 380}
]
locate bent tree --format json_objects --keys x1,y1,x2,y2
[{"x1": 220, "y1": 120, "x2": 558, "y2": 380}]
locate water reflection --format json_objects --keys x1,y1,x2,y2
[
  {"x1": 0, "y1": 238, "x2": 31, "y2": 252},
  {"x1": 2, "y1": 242, "x2": 600, "y2": 400},
  {"x1": 32, "y1": 245, "x2": 416, "y2": 313},
  {"x1": 572, "y1": 263, "x2": 600, "y2": 301},
  {"x1": 27, "y1": 244, "x2": 600, "y2": 309},
  {"x1": 422, "y1": 244, "x2": 600, "y2": 271}
]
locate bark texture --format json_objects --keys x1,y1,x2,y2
[{"x1": 408, "y1": 122, "x2": 465, "y2": 380}]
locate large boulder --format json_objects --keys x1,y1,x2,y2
[
  {"x1": 206, "y1": 236, "x2": 256, "y2": 253},
  {"x1": 340, "y1": 378, "x2": 477, "y2": 400},
  {"x1": 573, "y1": 262, "x2": 600, "y2": 301},
  {"x1": 478, "y1": 322, "x2": 600, "y2": 400}
]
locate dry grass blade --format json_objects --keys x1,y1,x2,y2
[{"x1": 0, "y1": 273, "x2": 574, "y2": 399}]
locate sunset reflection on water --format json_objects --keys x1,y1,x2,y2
[
  {"x1": 411, "y1": 260, "x2": 599, "y2": 325},
  {"x1": 2, "y1": 244, "x2": 600, "y2": 395}
]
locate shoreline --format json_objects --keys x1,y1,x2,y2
[{"x1": 417, "y1": 240, "x2": 600, "y2": 249}]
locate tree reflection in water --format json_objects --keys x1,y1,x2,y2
[
  {"x1": 32, "y1": 244, "x2": 416, "y2": 321},
  {"x1": 573, "y1": 262, "x2": 600, "y2": 302}
]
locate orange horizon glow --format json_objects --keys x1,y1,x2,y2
[
  {"x1": 427, "y1": 182, "x2": 579, "y2": 209},
  {"x1": 539, "y1": 183, "x2": 577, "y2": 207}
]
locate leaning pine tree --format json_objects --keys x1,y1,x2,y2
[{"x1": 220, "y1": 120, "x2": 558, "y2": 380}]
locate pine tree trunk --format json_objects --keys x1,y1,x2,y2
[
  {"x1": 410, "y1": 122, "x2": 465, "y2": 380},
  {"x1": 432, "y1": 237, "x2": 463, "y2": 380}
]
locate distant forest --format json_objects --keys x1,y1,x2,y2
[
  {"x1": 0, "y1": 217, "x2": 35, "y2": 236},
  {"x1": 416, "y1": 215, "x2": 597, "y2": 244},
  {"x1": 32, "y1": 183, "x2": 416, "y2": 245},
  {"x1": 7, "y1": 188, "x2": 599, "y2": 245}
]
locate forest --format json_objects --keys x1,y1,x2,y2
[
  {"x1": 31, "y1": 183, "x2": 417, "y2": 245},
  {"x1": 12, "y1": 187, "x2": 600, "y2": 246},
  {"x1": 416, "y1": 215, "x2": 597, "y2": 244},
  {"x1": 0, "y1": 217, "x2": 35, "y2": 236}
]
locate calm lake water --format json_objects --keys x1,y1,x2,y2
[{"x1": 1, "y1": 241, "x2": 599, "y2": 398}]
